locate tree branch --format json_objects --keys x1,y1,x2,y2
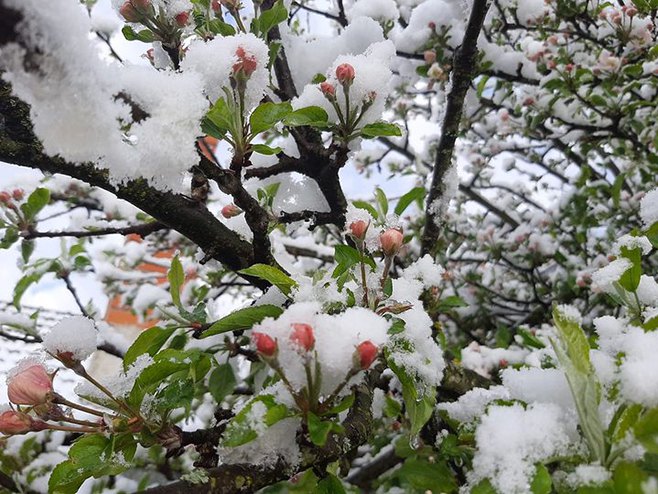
[
  {"x1": 23, "y1": 221, "x2": 167, "y2": 240},
  {"x1": 421, "y1": 0, "x2": 491, "y2": 255}
]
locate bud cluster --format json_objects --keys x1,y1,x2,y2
[{"x1": 252, "y1": 322, "x2": 378, "y2": 416}]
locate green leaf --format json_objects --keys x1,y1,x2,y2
[
  {"x1": 551, "y1": 306, "x2": 606, "y2": 463},
  {"x1": 207, "y1": 18, "x2": 236, "y2": 35},
  {"x1": 332, "y1": 244, "x2": 374, "y2": 278},
  {"x1": 202, "y1": 304, "x2": 284, "y2": 338},
  {"x1": 168, "y1": 255, "x2": 185, "y2": 308},
  {"x1": 360, "y1": 121, "x2": 402, "y2": 138},
  {"x1": 352, "y1": 200, "x2": 378, "y2": 220},
  {"x1": 317, "y1": 474, "x2": 346, "y2": 494},
  {"x1": 307, "y1": 411, "x2": 335, "y2": 446},
  {"x1": 471, "y1": 479, "x2": 497, "y2": 494},
  {"x1": 222, "y1": 395, "x2": 292, "y2": 447},
  {"x1": 209, "y1": 363, "x2": 237, "y2": 403},
  {"x1": 374, "y1": 187, "x2": 388, "y2": 217},
  {"x1": 123, "y1": 326, "x2": 176, "y2": 370},
  {"x1": 394, "y1": 187, "x2": 425, "y2": 215},
  {"x1": 397, "y1": 458, "x2": 457, "y2": 492},
  {"x1": 256, "y1": 0, "x2": 288, "y2": 36},
  {"x1": 386, "y1": 346, "x2": 436, "y2": 437},
  {"x1": 13, "y1": 273, "x2": 42, "y2": 309},
  {"x1": 202, "y1": 97, "x2": 233, "y2": 139},
  {"x1": 634, "y1": 408, "x2": 658, "y2": 454},
  {"x1": 251, "y1": 143, "x2": 282, "y2": 155},
  {"x1": 20, "y1": 188, "x2": 50, "y2": 220},
  {"x1": 321, "y1": 393, "x2": 354, "y2": 416},
  {"x1": 49, "y1": 434, "x2": 136, "y2": 494},
  {"x1": 0, "y1": 227, "x2": 19, "y2": 249},
  {"x1": 618, "y1": 245, "x2": 642, "y2": 292},
  {"x1": 121, "y1": 25, "x2": 155, "y2": 42},
  {"x1": 613, "y1": 462, "x2": 648, "y2": 493},
  {"x1": 530, "y1": 464, "x2": 552, "y2": 494},
  {"x1": 282, "y1": 106, "x2": 329, "y2": 127},
  {"x1": 20, "y1": 239, "x2": 35, "y2": 264},
  {"x1": 238, "y1": 264, "x2": 297, "y2": 296},
  {"x1": 249, "y1": 101, "x2": 292, "y2": 135}
]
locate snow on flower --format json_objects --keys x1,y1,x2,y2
[
  {"x1": 250, "y1": 302, "x2": 389, "y2": 396},
  {"x1": 42, "y1": 316, "x2": 97, "y2": 361},
  {"x1": 640, "y1": 187, "x2": 658, "y2": 227},
  {"x1": 292, "y1": 40, "x2": 395, "y2": 129},
  {"x1": 181, "y1": 33, "x2": 269, "y2": 109}
]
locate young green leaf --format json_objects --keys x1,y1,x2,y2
[
  {"x1": 360, "y1": 121, "x2": 402, "y2": 138},
  {"x1": 168, "y1": 255, "x2": 185, "y2": 308},
  {"x1": 123, "y1": 326, "x2": 176, "y2": 369},
  {"x1": 249, "y1": 101, "x2": 292, "y2": 136},
  {"x1": 238, "y1": 264, "x2": 297, "y2": 296},
  {"x1": 201, "y1": 304, "x2": 284, "y2": 338},
  {"x1": 282, "y1": 106, "x2": 329, "y2": 127}
]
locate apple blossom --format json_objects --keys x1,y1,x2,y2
[
  {"x1": 356, "y1": 341, "x2": 378, "y2": 370},
  {"x1": 335, "y1": 63, "x2": 355, "y2": 86},
  {"x1": 0, "y1": 410, "x2": 34, "y2": 435},
  {"x1": 7, "y1": 363, "x2": 53, "y2": 406},
  {"x1": 290, "y1": 323, "x2": 315, "y2": 352},
  {"x1": 253, "y1": 333, "x2": 277, "y2": 357},
  {"x1": 379, "y1": 228, "x2": 404, "y2": 256}
]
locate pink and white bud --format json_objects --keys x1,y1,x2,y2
[
  {"x1": 0, "y1": 192, "x2": 11, "y2": 205},
  {"x1": 349, "y1": 220, "x2": 369, "y2": 240},
  {"x1": 335, "y1": 63, "x2": 356, "y2": 86},
  {"x1": 253, "y1": 333, "x2": 277, "y2": 357},
  {"x1": 232, "y1": 47, "x2": 258, "y2": 77},
  {"x1": 290, "y1": 323, "x2": 315, "y2": 352},
  {"x1": 175, "y1": 11, "x2": 190, "y2": 27},
  {"x1": 423, "y1": 50, "x2": 436, "y2": 64},
  {"x1": 7, "y1": 363, "x2": 53, "y2": 406},
  {"x1": 119, "y1": 1, "x2": 143, "y2": 22},
  {"x1": 211, "y1": 0, "x2": 222, "y2": 12},
  {"x1": 221, "y1": 204, "x2": 243, "y2": 219},
  {"x1": 11, "y1": 189, "x2": 24, "y2": 201},
  {"x1": 380, "y1": 228, "x2": 404, "y2": 257},
  {"x1": 0, "y1": 410, "x2": 33, "y2": 435},
  {"x1": 355, "y1": 341, "x2": 378, "y2": 370},
  {"x1": 320, "y1": 81, "x2": 336, "y2": 99}
]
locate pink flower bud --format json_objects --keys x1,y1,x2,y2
[
  {"x1": 132, "y1": 0, "x2": 151, "y2": 9},
  {"x1": 356, "y1": 340, "x2": 378, "y2": 369},
  {"x1": 428, "y1": 21, "x2": 436, "y2": 30},
  {"x1": 320, "y1": 81, "x2": 336, "y2": 98},
  {"x1": 221, "y1": 204, "x2": 243, "y2": 219},
  {"x1": 379, "y1": 228, "x2": 404, "y2": 256},
  {"x1": 423, "y1": 50, "x2": 436, "y2": 64},
  {"x1": 119, "y1": 1, "x2": 143, "y2": 22},
  {"x1": 0, "y1": 192, "x2": 11, "y2": 205},
  {"x1": 7, "y1": 364, "x2": 53, "y2": 406},
  {"x1": 547, "y1": 59, "x2": 557, "y2": 69},
  {"x1": 290, "y1": 323, "x2": 315, "y2": 352},
  {"x1": 565, "y1": 63, "x2": 574, "y2": 72},
  {"x1": 350, "y1": 220, "x2": 369, "y2": 240},
  {"x1": 11, "y1": 189, "x2": 24, "y2": 201},
  {"x1": 211, "y1": 0, "x2": 221, "y2": 12},
  {"x1": 626, "y1": 6, "x2": 637, "y2": 17},
  {"x1": 335, "y1": 63, "x2": 355, "y2": 85},
  {"x1": 253, "y1": 333, "x2": 277, "y2": 357},
  {"x1": 175, "y1": 11, "x2": 190, "y2": 27},
  {"x1": 232, "y1": 47, "x2": 258, "y2": 77},
  {"x1": 0, "y1": 410, "x2": 33, "y2": 435}
]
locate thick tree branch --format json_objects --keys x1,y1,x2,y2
[
  {"x1": 421, "y1": 0, "x2": 491, "y2": 255},
  {"x1": 0, "y1": 79, "x2": 258, "y2": 277}
]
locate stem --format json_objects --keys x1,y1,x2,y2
[
  {"x1": 323, "y1": 368, "x2": 358, "y2": 409},
  {"x1": 42, "y1": 423, "x2": 100, "y2": 433},
  {"x1": 78, "y1": 368, "x2": 141, "y2": 419},
  {"x1": 54, "y1": 395, "x2": 105, "y2": 417},
  {"x1": 358, "y1": 245, "x2": 369, "y2": 307},
  {"x1": 380, "y1": 255, "x2": 393, "y2": 292}
]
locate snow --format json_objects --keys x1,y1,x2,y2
[
  {"x1": 292, "y1": 40, "x2": 396, "y2": 129},
  {"x1": 565, "y1": 464, "x2": 611, "y2": 488},
  {"x1": 1, "y1": 0, "x2": 208, "y2": 192},
  {"x1": 590, "y1": 258, "x2": 632, "y2": 293},
  {"x1": 42, "y1": 315, "x2": 98, "y2": 361},
  {"x1": 618, "y1": 326, "x2": 658, "y2": 407},
  {"x1": 637, "y1": 275, "x2": 658, "y2": 306},
  {"x1": 439, "y1": 385, "x2": 510, "y2": 423},
  {"x1": 347, "y1": 0, "x2": 400, "y2": 23},
  {"x1": 251, "y1": 302, "x2": 389, "y2": 395},
  {"x1": 460, "y1": 342, "x2": 529, "y2": 378},
  {"x1": 501, "y1": 367, "x2": 575, "y2": 410},
  {"x1": 469, "y1": 403, "x2": 577, "y2": 493},
  {"x1": 640, "y1": 188, "x2": 658, "y2": 227},
  {"x1": 181, "y1": 33, "x2": 269, "y2": 110},
  {"x1": 612, "y1": 234, "x2": 653, "y2": 256}
]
